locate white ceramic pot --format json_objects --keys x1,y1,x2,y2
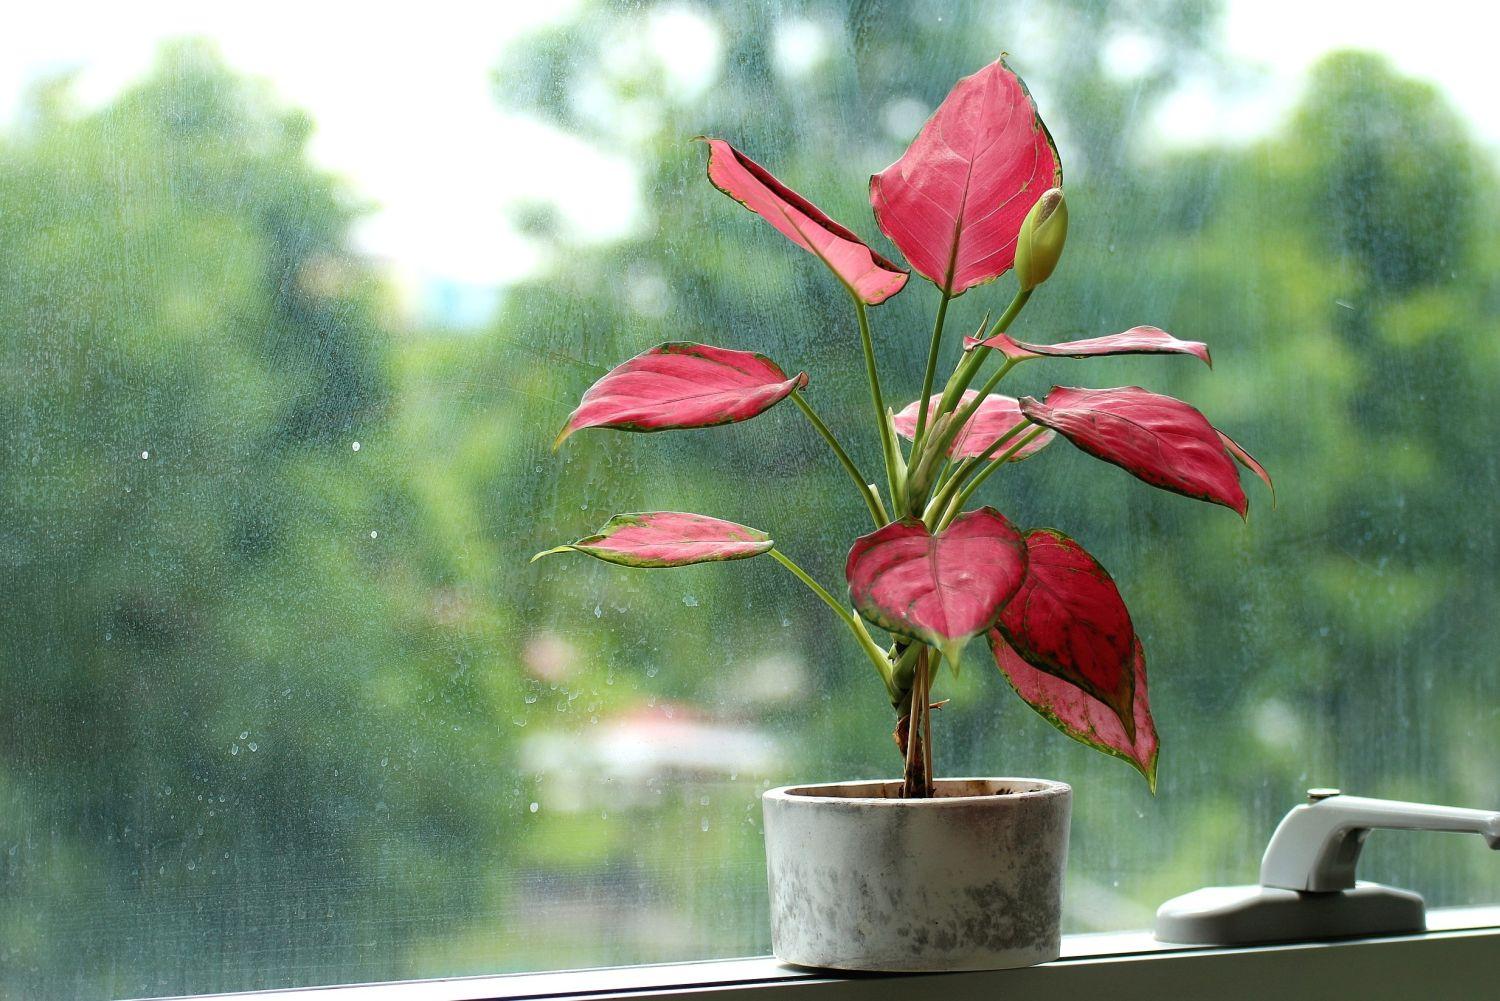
[{"x1": 761, "y1": 777, "x2": 1071, "y2": 972}]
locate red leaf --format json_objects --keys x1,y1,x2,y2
[
  {"x1": 845, "y1": 507, "x2": 1027, "y2": 663},
  {"x1": 1217, "y1": 429, "x2": 1276, "y2": 508},
  {"x1": 991, "y1": 630, "x2": 1159, "y2": 791},
  {"x1": 700, "y1": 138, "x2": 909, "y2": 305},
  {"x1": 965, "y1": 326, "x2": 1211, "y2": 368},
  {"x1": 1020, "y1": 386, "x2": 1249, "y2": 517},
  {"x1": 556, "y1": 342, "x2": 807, "y2": 448},
  {"x1": 870, "y1": 57, "x2": 1061, "y2": 296},
  {"x1": 892, "y1": 390, "x2": 1055, "y2": 459},
  {"x1": 998, "y1": 530, "x2": 1136, "y2": 738},
  {"x1": 532, "y1": 512, "x2": 773, "y2": 567}
]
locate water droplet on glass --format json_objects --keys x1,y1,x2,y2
[
  {"x1": 247, "y1": 742, "x2": 258, "y2": 752},
  {"x1": 593, "y1": 604, "x2": 603, "y2": 618},
  {"x1": 699, "y1": 795, "x2": 710, "y2": 806},
  {"x1": 351, "y1": 441, "x2": 361, "y2": 451},
  {"x1": 700, "y1": 818, "x2": 711, "y2": 832},
  {"x1": 682, "y1": 594, "x2": 698, "y2": 607},
  {"x1": 529, "y1": 802, "x2": 540, "y2": 814},
  {"x1": 229, "y1": 744, "x2": 240, "y2": 755},
  {"x1": 239, "y1": 731, "x2": 249, "y2": 740},
  {"x1": 140, "y1": 451, "x2": 150, "y2": 460},
  {"x1": 369, "y1": 530, "x2": 378, "y2": 539},
  {"x1": 524, "y1": 693, "x2": 538, "y2": 704}
]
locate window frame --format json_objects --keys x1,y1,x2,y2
[{"x1": 141, "y1": 905, "x2": 1500, "y2": 1001}]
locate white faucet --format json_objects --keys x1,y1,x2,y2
[{"x1": 1156, "y1": 789, "x2": 1500, "y2": 945}]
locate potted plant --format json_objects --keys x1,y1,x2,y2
[{"x1": 535, "y1": 56, "x2": 1272, "y2": 972}]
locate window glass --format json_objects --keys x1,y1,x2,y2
[{"x1": 3, "y1": 2, "x2": 1497, "y2": 997}]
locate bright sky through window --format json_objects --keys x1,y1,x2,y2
[{"x1": 3, "y1": 0, "x2": 1495, "y2": 322}]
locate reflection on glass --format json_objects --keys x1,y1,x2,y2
[{"x1": 2, "y1": 2, "x2": 1497, "y2": 997}]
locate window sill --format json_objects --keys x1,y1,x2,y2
[{"x1": 147, "y1": 906, "x2": 1500, "y2": 1001}]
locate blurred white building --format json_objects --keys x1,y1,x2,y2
[{"x1": 520, "y1": 702, "x2": 781, "y2": 813}]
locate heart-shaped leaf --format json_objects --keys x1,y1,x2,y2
[
  {"x1": 1020, "y1": 386, "x2": 1249, "y2": 517},
  {"x1": 990, "y1": 630, "x2": 1159, "y2": 791},
  {"x1": 1217, "y1": 429, "x2": 1276, "y2": 508},
  {"x1": 555, "y1": 342, "x2": 807, "y2": 449},
  {"x1": 870, "y1": 57, "x2": 1061, "y2": 296},
  {"x1": 965, "y1": 326, "x2": 1211, "y2": 368},
  {"x1": 845, "y1": 507, "x2": 1027, "y2": 664},
  {"x1": 998, "y1": 530, "x2": 1136, "y2": 738},
  {"x1": 532, "y1": 512, "x2": 773, "y2": 567},
  {"x1": 892, "y1": 390, "x2": 1055, "y2": 460},
  {"x1": 700, "y1": 138, "x2": 909, "y2": 305}
]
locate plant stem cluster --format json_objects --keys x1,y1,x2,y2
[{"x1": 771, "y1": 283, "x2": 1043, "y2": 796}]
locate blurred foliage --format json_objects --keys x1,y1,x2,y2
[{"x1": 2, "y1": 3, "x2": 1498, "y2": 998}]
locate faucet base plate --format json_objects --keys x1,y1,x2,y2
[{"x1": 1154, "y1": 881, "x2": 1426, "y2": 945}]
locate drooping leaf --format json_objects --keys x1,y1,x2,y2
[
  {"x1": 991, "y1": 631, "x2": 1159, "y2": 791},
  {"x1": 870, "y1": 57, "x2": 1061, "y2": 296},
  {"x1": 555, "y1": 342, "x2": 807, "y2": 449},
  {"x1": 965, "y1": 326, "x2": 1211, "y2": 368},
  {"x1": 532, "y1": 512, "x2": 773, "y2": 567},
  {"x1": 845, "y1": 507, "x2": 1027, "y2": 665},
  {"x1": 998, "y1": 530, "x2": 1136, "y2": 738},
  {"x1": 1217, "y1": 429, "x2": 1276, "y2": 508},
  {"x1": 1020, "y1": 386, "x2": 1250, "y2": 517},
  {"x1": 700, "y1": 138, "x2": 909, "y2": 305},
  {"x1": 892, "y1": 390, "x2": 1054, "y2": 459}
]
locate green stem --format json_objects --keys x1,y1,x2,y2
[
  {"x1": 936, "y1": 287, "x2": 1032, "y2": 417},
  {"x1": 926, "y1": 357, "x2": 1018, "y2": 465},
  {"x1": 938, "y1": 425, "x2": 1048, "y2": 530},
  {"x1": 855, "y1": 299, "x2": 903, "y2": 510},
  {"x1": 923, "y1": 418, "x2": 1030, "y2": 525},
  {"x1": 770, "y1": 548, "x2": 895, "y2": 698},
  {"x1": 790, "y1": 390, "x2": 885, "y2": 527},
  {"x1": 889, "y1": 640, "x2": 924, "y2": 708},
  {"x1": 911, "y1": 291, "x2": 953, "y2": 455}
]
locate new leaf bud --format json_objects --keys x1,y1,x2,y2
[{"x1": 1015, "y1": 187, "x2": 1068, "y2": 291}]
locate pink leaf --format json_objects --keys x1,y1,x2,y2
[
  {"x1": 870, "y1": 57, "x2": 1061, "y2": 296},
  {"x1": 991, "y1": 630, "x2": 1159, "y2": 791},
  {"x1": 892, "y1": 390, "x2": 1055, "y2": 459},
  {"x1": 1217, "y1": 429, "x2": 1276, "y2": 508},
  {"x1": 845, "y1": 507, "x2": 1027, "y2": 663},
  {"x1": 965, "y1": 326, "x2": 1211, "y2": 367},
  {"x1": 1019, "y1": 386, "x2": 1250, "y2": 517},
  {"x1": 700, "y1": 138, "x2": 909, "y2": 305},
  {"x1": 555, "y1": 342, "x2": 807, "y2": 449},
  {"x1": 998, "y1": 530, "x2": 1136, "y2": 738},
  {"x1": 532, "y1": 512, "x2": 773, "y2": 568}
]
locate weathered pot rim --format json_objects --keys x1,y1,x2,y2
[{"x1": 765, "y1": 777, "x2": 1070, "y2": 807}]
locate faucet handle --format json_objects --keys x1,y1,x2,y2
[{"x1": 1259, "y1": 790, "x2": 1500, "y2": 893}]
